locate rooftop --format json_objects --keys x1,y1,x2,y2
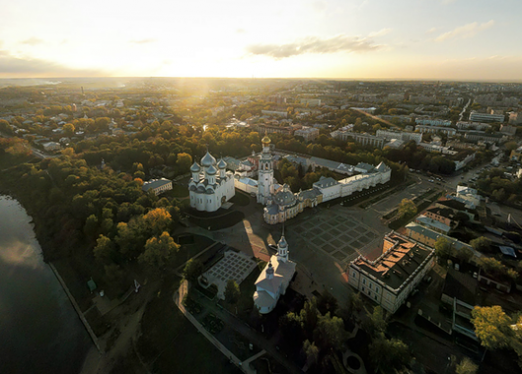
[{"x1": 352, "y1": 232, "x2": 434, "y2": 290}]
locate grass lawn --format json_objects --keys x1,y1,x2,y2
[
  {"x1": 168, "y1": 184, "x2": 189, "y2": 198},
  {"x1": 172, "y1": 234, "x2": 216, "y2": 269},
  {"x1": 230, "y1": 191, "x2": 251, "y2": 206},
  {"x1": 137, "y1": 284, "x2": 242, "y2": 374}
]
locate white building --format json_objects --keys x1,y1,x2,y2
[
  {"x1": 257, "y1": 135, "x2": 276, "y2": 205},
  {"x1": 142, "y1": 178, "x2": 173, "y2": 195},
  {"x1": 415, "y1": 118, "x2": 452, "y2": 127},
  {"x1": 376, "y1": 129, "x2": 422, "y2": 144},
  {"x1": 300, "y1": 98, "x2": 322, "y2": 107},
  {"x1": 348, "y1": 232, "x2": 435, "y2": 314},
  {"x1": 416, "y1": 125, "x2": 457, "y2": 137},
  {"x1": 469, "y1": 111, "x2": 505, "y2": 123},
  {"x1": 254, "y1": 233, "x2": 296, "y2": 314},
  {"x1": 188, "y1": 151, "x2": 235, "y2": 212}
]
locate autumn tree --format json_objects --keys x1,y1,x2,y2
[
  {"x1": 63, "y1": 123, "x2": 75, "y2": 137},
  {"x1": 455, "y1": 357, "x2": 478, "y2": 374},
  {"x1": 314, "y1": 312, "x2": 347, "y2": 349},
  {"x1": 303, "y1": 339, "x2": 319, "y2": 366},
  {"x1": 176, "y1": 152, "x2": 192, "y2": 173},
  {"x1": 471, "y1": 306, "x2": 513, "y2": 350},
  {"x1": 93, "y1": 235, "x2": 115, "y2": 264},
  {"x1": 398, "y1": 198, "x2": 417, "y2": 218},
  {"x1": 369, "y1": 334, "x2": 411, "y2": 374},
  {"x1": 138, "y1": 231, "x2": 179, "y2": 270},
  {"x1": 363, "y1": 306, "x2": 387, "y2": 337},
  {"x1": 470, "y1": 236, "x2": 492, "y2": 253},
  {"x1": 143, "y1": 208, "x2": 172, "y2": 236}
]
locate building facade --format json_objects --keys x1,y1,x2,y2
[
  {"x1": 416, "y1": 125, "x2": 456, "y2": 136},
  {"x1": 469, "y1": 111, "x2": 505, "y2": 123},
  {"x1": 142, "y1": 178, "x2": 173, "y2": 195},
  {"x1": 257, "y1": 135, "x2": 275, "y2": 205},
  {"x1": 376, "y1": 129, "x2": 422, "y2": 144},
  {"x1": 188, "y1": 152, "x2": 235, "y2": 212},
  {"x1": 348, "y1": 232, "x2": 435, "y2": 314}
]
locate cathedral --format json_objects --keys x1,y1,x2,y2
[
  {"x1": 253, "y1": 231, "x2": 296, "y2": 314},
  {"x1": 188, "y1": 151, "x2": 235, "y2": 212}
]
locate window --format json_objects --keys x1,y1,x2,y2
[
  {"x1": 362, "y1": 286, "x2": 365, "y2": 292},
  {"x1": 369, "y1": 283, "x2": 372, "y2": 290},
  {"x1": 369, "y1": 291, "x2": 372, "y2": 297},
  {"x1": 362, "y1": 278, "x2": 366, "y2": 285},
  {"x1": 376, "y1": 288, "x2": 379, "y2": 294}
]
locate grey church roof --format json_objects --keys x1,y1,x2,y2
[
  {"x1": 314, "y1": 176, "x2": 339, "y2": 188},
  {"x1": 190, "y1": 162, "x2": 201, "y2": 172},
  {"x1": 201, "y1": 151, "x2": 217, "y2": 167}
]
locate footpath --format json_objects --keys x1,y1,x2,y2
[{"x1": 173, "y1": 280, "x2": 303, "y2": 374}]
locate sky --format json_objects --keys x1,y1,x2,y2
[{"x1": 1, "y1": 0, "x2": 522, "y2": 81}]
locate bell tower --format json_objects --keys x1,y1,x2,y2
[{"x1": 257, "y1": 133, "x2": 274, "y2": 205}]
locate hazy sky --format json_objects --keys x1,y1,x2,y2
[{"x1": 1, "y1": 0, "x2": 522, "y2": 80}]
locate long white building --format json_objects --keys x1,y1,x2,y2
[{"x1": 188, "y1": 152, "x2": 235, "y2": 212}]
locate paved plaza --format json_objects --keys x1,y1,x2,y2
[
  {"x1": 286, "y1": 210, "x2": 380, "y2": 264},
  {"x1": 200, "y1": 250, "x2": 258, "y2": 299}
]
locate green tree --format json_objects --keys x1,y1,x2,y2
[
  {"x1": 138, "y1": 231, "x2": 179, "y2": 270},
  {"x1": 369, "y1": 334, "x2": 411, "y2": 374},
  {"x1": 470, "y1": 236, "x2": 492, "y2": 253},
  {"x1": 183, "y1": 258, "x2": 204, "y2": 281},
  {"x1": 314, "y1": 312, "x2": 347, "y2": 349},
  {"x1": 364, "y1": 306, "x2": 387, "y2": 337},
  {"x1": 398, "y1": 198, "x2": 417, "y2": 218},
  {"x1": 455, "y1": 357, "x2": 478, "y2": 374},
  {"x1": 83, "y1": 214, "x2": 99, "y2": 238},
  {"x1": 456, "y1": 247, "x2": 474, "y2": 264},
  {"x1": 224, "y1": 279, "x2": 240, "y2": 305},
  {"x1": 434, "y1": 237, "x2": 452, "y2": 263},
  {"x1": 300, "y1": 298, "x2": 319, "y2": 335},
  {"x1": 93, "y1": 234, "x2": 115, "y2": 264}
]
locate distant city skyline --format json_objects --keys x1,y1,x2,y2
[{"x1": 2, "y1": 0, "x2": 522, "y2": 81}]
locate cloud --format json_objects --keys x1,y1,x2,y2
[
  {"x1": 235, "y1": 28, "x2": 246, "y2": 34},
  {"x1": 442, "y1": 0, "x2": 457, "y2": 4},
  {"x1": 368, "y1": 28, "x2": 392, "y2": 38},
  {"x1": 20, "y1": 37, "x2": 44, "y2": 46},
  {"x1": 426, "y1": 27, "x2": 437, "y2": 34},
  {"x1": 435, "y1": 20, "x2": 495, "y2": 42},
  {"x1": 246, "y1": 34, "x2": 382, "y2": 59},
  {"x1": 0, "y1": 50, "x2": 105, "y2": 77},
  {"x1": 130, "y1": 38, "x2": 157, "y2": 44}
]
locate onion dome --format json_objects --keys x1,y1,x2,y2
[
  {"x1": 200, "y1": 151, "x2": 216, "y2": 167},
  {"x1": 262, "y1": 135, "x2": 271, "y2": 144},
  {"x1": 218, "y1": 158, "x2": 227, "y2": 169},
  {"x1": 206, "y1": 164, "x2": 217, "y2": 175},
  {"x1": 278, "y1": 235, "x2": 288, "y2": 249},
  {"x1": 206, "y1": 188, "x2": 215, "y2": 194},
  {"x1": 190, "y1": 162, "x2": 201, "y2": 172},
  {"x1": 266, "y1": 262, "x2": 274, "y2": 277}
]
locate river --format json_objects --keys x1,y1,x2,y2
[{"x1": 0, "y1": 196, "x2": 92, "y2": 374}]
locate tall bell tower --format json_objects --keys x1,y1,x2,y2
[{"x1": 257, "y1": 133, "x2": 274, "y2": 205}]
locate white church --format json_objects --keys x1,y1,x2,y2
[
  {"x1": 234, "y1": 134, "x2": 391, "y2": 224},
  {"x1": 253, "y1": 232, "x2": 296, "y2": 314},
  {"x1": 188, "y1": 151, "x2": 235, "y2": 212}
]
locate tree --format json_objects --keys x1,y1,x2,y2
[
  {"x1": 470, "y1": 236, "x2": 491, "y2": 253},
  {"x1": 364, "y1": 306, "x2": 387, "y2": 337},
  {"x1": 63, "y1": 123, "x2": 75, "y2": 137},
  {"x1": 398, "y1": 198, "x2": 417, "y2": 218},
  {"x1": 93, "y1": 235, "x2": 115, "y2": 264},
  {"x1": 471, "y1": 306, "x2": 513, "y2": 350},
  {"x1": 456, "y1": 247, "x2": 474, "y2": 264},
  {"x1": 455, "y1": 357, "x2": 478, "y2": 374},
  {"x1": 314, "y1": 312, "x2": 347, "y2": 349},
  {"x1": 224, "y1": 279, "x2": 240, "y2": 305},
  {"x1": 183, "y1": 258, "x2": 204, "y2": 281},
  {"x1": 303, "y1": 339, "x2": 319, "y2": 366},
  {"x1": 434, "y1": 237, "x2": 452, "y2": 263},
  {"x1": 83, "y1": 214, "x2": 99, "y2": 238},
  {"x1": 176, "y1": 152, "x2": 192, "y2": 173},
  {"x1": 143, "y1": 208, "x2": 172, "y2": 236},
  {"x1": 300, "y1": 298, "x2": 319, "y2": 335},
  {"x1": 369, "y1": 334, "x2": 411, "y2": 374},
  {"x1": 138, "y1": 231, "x2": 179, "y2": 270}
]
